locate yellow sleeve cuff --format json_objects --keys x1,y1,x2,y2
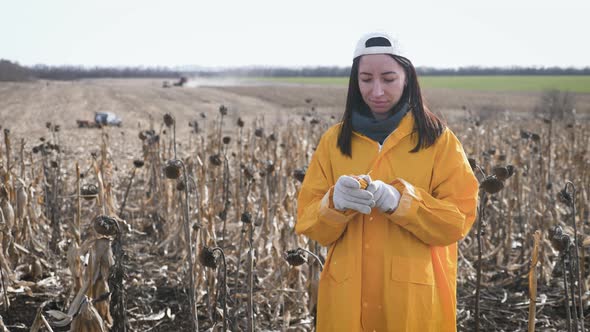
[
  {"x1": 319, "y1": 189, "x2": 358, "y2": 224},
  {"x1": 386, "y1": 178, "x2": 421, "y2": 226}
]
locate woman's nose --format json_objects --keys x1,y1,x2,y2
[{"x1": 372, "y1": 81, "x2": 384, "y2": 97}]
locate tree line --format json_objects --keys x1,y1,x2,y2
[
  {"x1": 0, "y1": 59, "x2": 33, "y2": 81},
  {"x1": 208, "y1": 66, "x2": 590, "y2": 77},
  {"x1": 1, "y1": 59, "x2": 590, "y2": 81}
]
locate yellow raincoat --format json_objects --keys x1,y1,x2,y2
[{"x1": 296, "y1": 112, "x2": 478, "y2": 332}]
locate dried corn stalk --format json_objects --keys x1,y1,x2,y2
[
  {"x1": 57, "y1": 215, "x2": 117, "y2": 330},
  {"x1": 67, "y1": 242, "x2": 83, "y2": 294},
  {"x1": 48, "y1": 295, "x2": 106, "y2": 332},
  {"x1": 30, "y1": 301, "x2": 54, "y2": 332},
  {"x1": 528, "y1": 230, "x2": 541, "y2": 332},
  {"x1": 83, "y1": 234, "x2": 114, "y2": 326},
  {"x1": 70, "y1": 297, "x2": 107, "y2": 332},
  {"x1": 0, "y1": 315, "x2": 8, "y2": 332},
  {"x1": 15, "y1": 179, "x2": 27, "y2": 221},
  {"x1": 0, "y1": 188, "x2": 14, "y2": 229}
]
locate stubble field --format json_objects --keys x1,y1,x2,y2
[{"x1": 0, "y1": 78, "x2": 588, "y2": 331}]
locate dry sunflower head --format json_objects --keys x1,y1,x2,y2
[
  {"x1": 163, "y1": 113, "x2": 175, "y2": 127},
  {"x1": 138, "y1": 129, "x2": 155, "y2": 141},
  {"x1": 199, "y1": 246, "x2": 217, "y2": 269},
  {"x1": 209, "y1": 154, "x2": 222, "y2": 166},
  {"x1": 81, "y1": 184, "x2": 99, "y2": 201},
  {"x1": 480, "y1": 176, "x2": 504, "y2": 194},
  {"x1": 164, "y1": 159, "x2": 182, "y2": 179},
  {"x1": 284, "y1": 249, "x2": 307, "y2": 266},
  {"x1": 492, "y1": 165, "x2": 515, "y2": 181},
  {"x1": 254, "y1": 128, "x2": 264, "y2": 138},
  {"x1": 557, "y1": 187, "x2": 573, "y2": 205},
  {"x1": 93, "y1": 215, "x2": 119, "y2": 237},
  {"x1": 549, "y1": 225, "x2": 571, "y2": 252},
  {"x1": 49, "y1": 143, "x2": 60, "y2": 152},
  {"x1": 520, "y1": 130, "x2": 531, "y2": 139},
  {"x1": 241, "y1": 212, "x2": 252, "y2": 224},
  {"x1": 293, "y1": 168, "x2": 306, "y2": 183},
  {"x1": 188, "y1": 120, "x2": 199, "y2": 131},
  {"x1": 506, "y1": 165, "x2": 515, "y2": 177},
  {"x1": 219, "y1": 105, "x2": 228, "y2": 116}
]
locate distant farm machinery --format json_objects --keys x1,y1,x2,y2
[
  {"x1": 162, "y1": 76, "x2": 188, "y2": 88},
  {"x1": 76, "y1": 111, "x2": 122, "y2": 128}
]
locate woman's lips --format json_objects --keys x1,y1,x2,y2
[{"x1": 371, "y1": 101, "x2": 389, "y2": 108}]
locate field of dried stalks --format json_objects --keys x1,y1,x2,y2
[{"x1": 0, "y1": 79, "x2": 589, "y2": 331}]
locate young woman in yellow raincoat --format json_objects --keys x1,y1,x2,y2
[{"x1": 296, "y1": 32, "x2": 479, "y2": 331}]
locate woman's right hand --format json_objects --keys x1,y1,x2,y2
[{"x1": 332, "y1": 175, "x2": 375, "y2": 214}]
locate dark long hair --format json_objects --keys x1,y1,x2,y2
[{"x1": 336, "y1": 54, "x2": 445, "y2": 157}]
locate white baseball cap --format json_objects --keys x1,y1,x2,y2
[{"x1": 353, "y1": 32, "x2": 401, "y2": 59}]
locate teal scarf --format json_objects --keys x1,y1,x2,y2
[{"x1": 351, "y1": 103, "x2": 410, "y2": 144}]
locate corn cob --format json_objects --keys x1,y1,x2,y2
[{"x1": 353, "y1": 176, "x2": 369, "y2": 190}]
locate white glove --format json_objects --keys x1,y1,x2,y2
[
  {"x1": 366, "y1": 180, "x2": 401, "y2": 213},
  {"x1": 333, "y1": 175, "x2": 375, "y2": 214}
]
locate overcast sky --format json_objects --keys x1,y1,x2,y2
[{"x1": 1, "y1": 0, "x2": 588, "y2": 68}]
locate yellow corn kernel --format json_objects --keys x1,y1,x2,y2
[{"x1": 353, "y1": 176, "x2": 369, "y2": 190}]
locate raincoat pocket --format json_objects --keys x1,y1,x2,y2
[
  {"x1": 390, "y1": 255, "x2": 434, "y2": 286},
  {"x1": 325, "y1": 242, "x2": 352, "y2": 284}
]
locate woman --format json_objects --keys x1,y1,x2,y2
[{"x1": 295, "y1": 32, "x2": 478, "y2": 331}]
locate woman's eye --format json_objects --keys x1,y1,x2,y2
[
  {"x1": 361, "y1": 79, "x2": 372, "y2": 83},
  {"x1": 384, "y1": 78, "x2": 395, "y2": 83}
]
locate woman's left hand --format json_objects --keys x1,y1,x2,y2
[{"x1": 366, "y1": 179, "x2": 401, "y2": 214}]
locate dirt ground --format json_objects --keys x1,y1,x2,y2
[{"x1": 2, "y1": 78, "x2": 589, "y2": 138}]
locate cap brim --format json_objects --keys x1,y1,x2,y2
[{"x1": 353, "y1": 46, "x2": 397, "y2": 58}]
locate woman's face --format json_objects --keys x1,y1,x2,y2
[{"x1": 358, "y1": 54, "x2": 407, "y2": 119}]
